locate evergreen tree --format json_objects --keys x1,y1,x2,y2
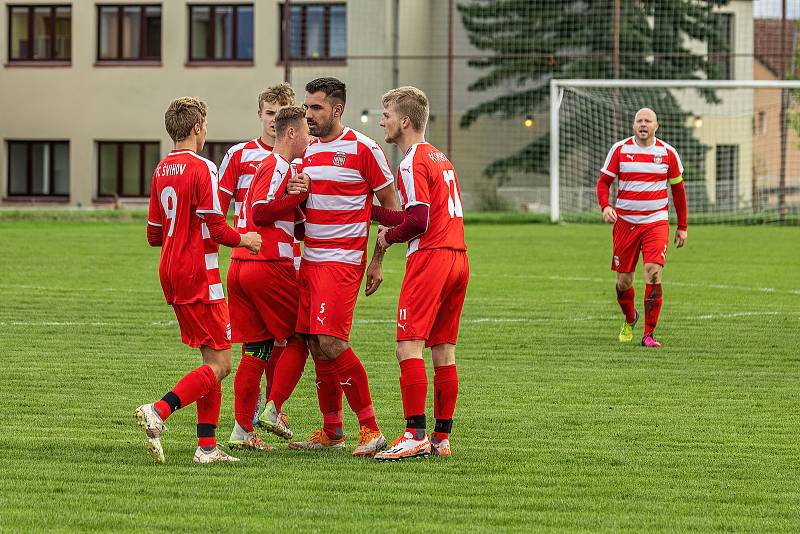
[{"x1": 458, "y1": 0, "x2": 730, "y2": 199}]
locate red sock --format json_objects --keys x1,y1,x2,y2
[
  {"x1": 153, "y1": 364, "x2": 217, "y2": 421},
  {"x1": 268, "y1": 338, "x2": 308, "y2": 412},
  {"x1": 265, "y1": 344, "x2": 285, "y2": 397},
  {"x1": 197, "y1": 381, "x2": 222, "y2": 448},
  {"x1": 434, "y1": 364, "x2": 458, "y2": 421},
  {"x1": 233, "y1": 353, "x2": 267, "y2": 432},
  {"x1": 644, "y1": 283, "x2": 663, "y2": 336},
  {"x1": 314, "y1": 358, "x2": 343, "y2": 439},
  {"x1": 616, "y1": 286, "x2": 636, "y2": 323},
  {"x1": 334, "y1": 348, "x2": 378, "y2": 431},
  {"x1": 399, "y1": 358, "x2": 428, "y2": 420}
]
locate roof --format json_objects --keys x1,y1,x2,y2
[{"x1": 754, "y1": 19, "x2": 799, "y2": 78}]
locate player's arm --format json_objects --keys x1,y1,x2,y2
[
  {"x1": 146, "y1": 169, "x2": 163, "y2": 246},
  {"x1": 597, "y1": 144, "x2": 620, "y2": 224},
  {"x1": 196, "y1": 164, "x2": 261, "y2": 253},
  {"x1": 216, "y1": 148, "x2": 239, "y2": 217},
  {"x1": 376, "y1": 205, "x2": 429, "y2": 250},
  {"x1": 667, "y1": 150, "x2": 688, "y2": 247},
  {"x1": 370, "y1": 203, "x2": 405, "y2": 226}
]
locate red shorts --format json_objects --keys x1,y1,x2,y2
[
  {"x1": 296, "y1": 262, "x2": 364, "y2": 341},
  {"x1": 397, "y1": 249, "x2": 469, "y2": 347},
  {"x1": 172, "y1": 301, "x2": 231, "y2": 350},
  {"x1": 227, "y1": 259, "x2": 299, "y2": 343},
  {"x1": 612, "y1": 221, "x2": 669, "y2": 272}
]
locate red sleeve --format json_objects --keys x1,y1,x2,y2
[
  {"x1": 204, "y1": 213, "x2": 241, "y2": 248},
  {"x1": 147, "y1": 166, "x2": 163, "y2": 246},
  {"x1": 252, "y1": 193, "x2": 307, "y2": 226},
  {"x1": 385, "y1": 204, "x2": 430, "y2": 244},
  {"x1": 360, "y1": 140, "x2": 394, "y2": 191},
  {"x1": 596, "y1": 173, "x2": 615, "y2": 211},
  {"x1": 600, "y1": 143, "x2": 620, "y2": 177},
  {"x1": 670, "y1": 181, "x2": 688, "y2": 230},
  {"x1": 146, "y1": 223, "x2": 163, "y2": 247},
  {"x1": 371, "y1": 204, "x2": 405, "y2": 226},
  {"x1": 218, "y1": 148, "x2": 239, "y2": 201}
]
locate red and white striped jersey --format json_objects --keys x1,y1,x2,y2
[
  {"x1": 235, "y1": 153, "x2": 299, "y2": 262},
  {"x1": 217, "y1": 138, "x2": 272, "y2": 230},
  {"x1": 397, "y1": 142, "x2": 467, "y2": 256},
  {"x1": 147, "y1": 149, "x2": 225, "y2": 304},
  {"x1": 301, "y1": 127, "x2": 394, "y2": 267},
  {"x1": 600, "y1": 136, "x2": 683, "y2": 225}
]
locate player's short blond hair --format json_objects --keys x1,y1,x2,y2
[
  {"x1": 259, "y1": 83, "x2": 296, "y2": 110},
  {"x1": 164, "y1": 97, "x2": 208, "y2": 142},
  {"x1": 382, "y1": 86, "x2": 429, "y2": 132},
  {"x1": 275, "y1": 106, "x2": 306, "y2": 139}
]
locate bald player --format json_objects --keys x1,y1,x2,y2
[{"x1": 596, "y1": 108, "x2": 688, "y2": 348}]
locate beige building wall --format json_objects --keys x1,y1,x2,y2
[{"x1": 0, "y1": 0, "x2": 402, "y2": 208}]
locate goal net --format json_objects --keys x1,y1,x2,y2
[{"x1": 550, "y1": 79, "x2": 800, "y2": 224}]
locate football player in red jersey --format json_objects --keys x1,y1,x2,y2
[
  {"x1": 287, "y1": 78, "x2": 397, "y2": 456},
  {"x1": 135, "y1": 97, "x2": 261, "y2": 464},
  {"x1": 371, "y1": 87, "x2": 469, "y2": 460},
  {"x1": 597, "y1": 108, "x2": 688, "y2": 348},
  {"x1": 227, "y1": 107, "x2": 312, "y2": 450}
]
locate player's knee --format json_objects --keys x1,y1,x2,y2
[{"x1": 319, "y1": 337, "x2": 346, "y2": 360}]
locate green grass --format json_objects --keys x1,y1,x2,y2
[{"x1": 1, "y1": 221, "x2": 798, "y2": 532}]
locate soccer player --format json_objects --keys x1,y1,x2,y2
[
  {"x1": 596, "y1": 107, "x2": 688, "y2": 348},
  {"x1": 227, "y1": 106, "x2": 311, "y2": 450},
  {"x1": 135, "y1": 97, "x2": 262, "y2": 464},
  {"x1": 288, "y1": 77, "x2": 397, "y2": 455},
  {"x1": 369, "y1": 87, "x2": 468, "y2": 461},
  {"x1": 217, "y1": 83, "x2": 299, "y2": 421}
]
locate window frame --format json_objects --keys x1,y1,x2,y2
[
  {"x1": 187, "y1": 3, "x2": 254, "y2": 64},
  {"x1": 96, "y1": 141, "x2": 160, "y2": 198},
  {"x1": 709, "y1": 13, "x2": 735, "y2": 81},
  {"x1": 279, "y1": 2, "x2": 346, "y2": 63},
  {"x1": 6, "y1": 140, "x2": 70, "y2": 198},
  {"x1": 7, "y1": 4, "x2": 72, "y2": 63},
  {"x1": 200, "y1": 141, "x2": 239, "y2": 167},
  {"x1": 96, "y1": 4, "x2": 162, "y2": 63}
]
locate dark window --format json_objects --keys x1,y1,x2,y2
[
  {"x1": 200, "y1": 141, "x2": 238, "y2": 167},
  {"x1": 98, "y1": 141, "x2": 160, "y2": 197},
  {"x1": 709, "y1": 13, "x2": 734, "y2": 80},
  {"x1": 97, "y1": 4, "x2": 161, "y2": 61},
  {"x1": 7, "y1": 141, "x2": 69, "y2": 197},
  {"x1": 189, "y1": 4, "x2": 253, "y2": 62},
  {"x1": 8, "y1": 4, "x2": 71, "y2": 61},
  {"x1": 280, "y1": 3, "x2": 346, "y2": 61},
  {"x1": 715, "y1": 144, "x2": 738, "y2": 210}
]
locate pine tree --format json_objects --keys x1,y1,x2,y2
[{"x1": 457, "y1": 0, "x2": 730, "y2": 200}]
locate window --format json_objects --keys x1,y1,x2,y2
[
  {"x1": 715, "y1": 144, "x2": 738, "y2": 210},
  {"x1": 709, "y1": 13, "x2": 734, "y2": 80},
  {"x1": 8, "y1": 4, "x2": 71, "y2": 62},
  {"x1": 7, "y1": 141, "x2": 69, "y2": 197},
  {"x1": 200, "y1": 141, "x2": 238, "y2": 167},
  {"x1": 280, "y1": 3, "x2": 346, "y2": 61},
  {"x1": 189, "y1": 4, "x2": 253, "y2": 62},
  {"x1": 98, "y1": 142, "x2": 160, "y2": 197},
  {"x1": 97, "y1": 5, "x2": 161, "y2": 61}
]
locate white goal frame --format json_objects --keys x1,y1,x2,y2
[{"x1": 549, "y1": 79, "x2": 800, "y2": 222}]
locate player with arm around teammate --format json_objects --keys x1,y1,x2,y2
[
  {"x1": 371, "y1": 86, "x2": 469, "y2": 461},
  {"x1": 134, "y1": 97, "x2": 261, "y2": 464},
  {"x1": 596, "y1": 107, "x2": 688, "y2": 348}
]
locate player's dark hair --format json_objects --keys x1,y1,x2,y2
[{"x1": 305, "y1": 77, "x2": 347, "y2": 106}]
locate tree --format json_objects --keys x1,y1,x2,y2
[{"x1": 457, "y1": 0, "x2": 730, "y2": 202}]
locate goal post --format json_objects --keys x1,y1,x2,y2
[{"x1": 549, "y1": 79, "x2": 800, "y2": 224}]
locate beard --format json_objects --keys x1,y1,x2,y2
[{"x1": 309, "y1": 117, "x2": 332, "y2": 139}]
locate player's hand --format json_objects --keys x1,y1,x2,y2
[
  {"x1": 377, "y1": 225, "x2": 391, "y2": 251},
  {"x1": 241, "y1": 232, "x2": 262, "y2": 254},
  {"x1": 674, "y1": 229, "x2": 687, "y2": 248},
  {"x1": 364, "y1": 260, "x2": 383, "y2": 296},
  {"x1": 287, "y1": 173, "x2": 310, "y2": 195},
  {"x1": 602, "y1": 206, "x2": 618, "y2": 224}
]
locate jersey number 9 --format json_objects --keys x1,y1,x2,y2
[{"x1": 160, "y1": 186, "x2": 178, "y2": 237}]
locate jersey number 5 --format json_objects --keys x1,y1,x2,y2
[
  {"x1": 160, "y1": 186, "x2": 178, "y2": 237},
  {"x1": 443, "y1": 170, "x2": 463, "y2": 219}
]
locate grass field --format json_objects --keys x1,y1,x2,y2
[{"x1": 1, "y1": 219, "x2": 799, "y2": 532}]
